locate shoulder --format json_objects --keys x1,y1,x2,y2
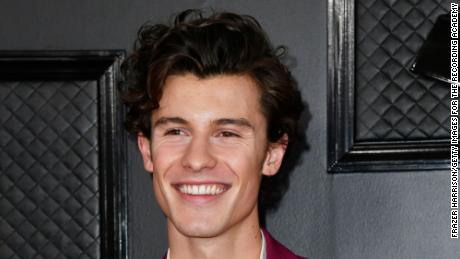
[{"x1": 262, "y1": 229, "x2": 307, "y2": 259}]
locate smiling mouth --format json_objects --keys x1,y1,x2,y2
[{"x1": 175, "y1": 184, "x2": 229, "y2": 195}]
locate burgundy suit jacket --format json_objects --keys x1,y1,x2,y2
[
  {"x1": 162, "y1": 229, "x2": 306, "y2": 259},
  {"x1": 262, "y1": 229, "x2": 306, "y2": 259}
]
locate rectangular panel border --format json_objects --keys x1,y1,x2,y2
[
  {"x1": 0, "y1": 50, "x2": 128, "y2": 258},
  {"x1": 327, "y1": 0, "x2": 450, "y2": 173}
]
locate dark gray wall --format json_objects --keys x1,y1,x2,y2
[{"x1": 0, "y1": 0, "x2": 457, "y2": 258}]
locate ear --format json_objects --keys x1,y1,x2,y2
[
  {"x1": 137, "y1": 134, "x2": 154, "y2": 173},
  {"x1": 262, "y1": 134, "x2": 288, "y2": 176}
]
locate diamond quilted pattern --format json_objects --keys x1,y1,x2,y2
[
  {"x1": 355, "y1": 0, "x2": 451, "y2": 141},
  {"x1": 0, "y1": 80, "x2": 100, "y2": 259}
]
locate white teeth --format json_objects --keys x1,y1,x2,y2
[
  {"x1": 178, "y1": 184, "x2": 226, "y2": 195},
  {"x1": 211, "y1": 185, "x2": 216, "y2": 195}
]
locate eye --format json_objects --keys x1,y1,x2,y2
[
  {"x1": 218, "y1": 131, "x2": 240, "y2": 138},
  {"x1": 164, "y1": 128, "x2": 185, "y2": 136}
]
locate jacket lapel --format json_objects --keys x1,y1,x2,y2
[{"x1": 262, "y1": 229, "x2": 306, "y2": 259}]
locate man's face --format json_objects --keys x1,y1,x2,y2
[{"x1": 138, "y1": 73, "x2": 286, "y2": 238}]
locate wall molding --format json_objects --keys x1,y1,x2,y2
[
  {"x1": 0, "y1": 50, "x2": 128, "y2": 258},
  {"x1": 327, "y1": 0, "x2": 450, "y2": 173}
]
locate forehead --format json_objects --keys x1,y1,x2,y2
[{"x1": 155, "y1": 73, "x2": 265, "y2": 124}]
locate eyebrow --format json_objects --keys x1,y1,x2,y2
[
  {"x1": 213, "y1": 118, "x2": 254, "y2": 129},
  {"x1": 153, "y1": 116, "x2": 254, "y2": 130},
  {"x1": 153, "y1": 117, "x2": 189, "y2": 128}
]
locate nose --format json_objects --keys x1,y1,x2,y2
[{"x1": 181, "y1": 135, "x2": 217, "y2": 172}]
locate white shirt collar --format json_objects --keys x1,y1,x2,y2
[{"x1": 167, "y1": 230, "x2": 266, "y2": 259}]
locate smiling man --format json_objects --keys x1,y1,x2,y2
[{"x1": 121, "y1": 9, "x2": 306, "y2": 259}]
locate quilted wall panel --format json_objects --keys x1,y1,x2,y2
[
  {"x1": 355, "y1": 0, "x2": 451, "y2": 141},
  {"x1": 0, "y1": 80, "x2": 100, "y2": 259}
]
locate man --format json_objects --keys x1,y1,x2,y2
[{"x1": 121, "y1": 9, "x2": 306, "y2": 259}]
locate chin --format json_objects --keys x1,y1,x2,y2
[{"x1": 172, "y1": 217, "x2": 227, "y2": 238}]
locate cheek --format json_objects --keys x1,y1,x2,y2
[
  {"x1": 217, "y1": 140, "x2": 267, "y2": 169},
  {"x1": 227, "y1": 153, "x2": 257, "y2": 172},
  {"x1": 151, "y1": 174, "x2": 171, "y2": 216},
  {"x1": 218, "y1": 147, "x2": 263, "y2": 184},
  {"x1": 151, "y1": 144, "x2": 184, "y2": 173},
  {"x1": 150, "y1": 145, "x2": 182, "y2": 212}
]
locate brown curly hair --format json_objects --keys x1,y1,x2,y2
[
  {"x1": 120, "y1": 9, "x2": 305, "y2": 213},
  {"x1": 120, "y1": 9, "x2": 303, "y2": 142}
]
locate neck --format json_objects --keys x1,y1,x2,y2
[{"x1": 167, "y1": 207, "x2": 262, "y2": 259}]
